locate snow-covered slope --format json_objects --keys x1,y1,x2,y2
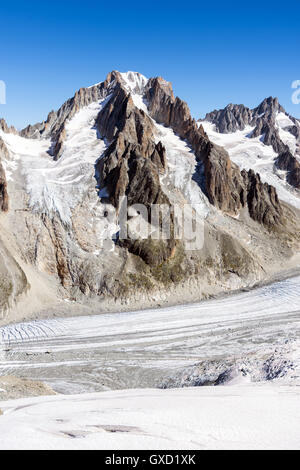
[
  {"x1": 155, "y1": 123, "x2": 210, "y2": 216},
  {"x1": 0, "y1": 97, "x2": 110, "y2": 224},
  {"x1": 120, "y1": 71, "x2": 148, "y2": 94},
  {"x1": 201, "y1": 121, "x2": 300, "y2": 210},
  {"x1": 0, "y1": 385, "x2": 299, "y2": 450},
  {"x1": 275, "y1": 112, "x2": 298, "y2": 155}
]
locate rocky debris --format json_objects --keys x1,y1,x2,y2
[
  {"x1": 41, "y1": 215, "x2": 72, "y2": 289},
  {"x1": 0, "y1": 236, "x2": 28, "y2": 318},
  {"x1": 0, "y1": 375, "x2": 56, "y2": 400}
]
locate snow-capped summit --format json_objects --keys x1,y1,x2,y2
[{"x1": 119, "y1": 71, "x2": 148, "y2": 94}]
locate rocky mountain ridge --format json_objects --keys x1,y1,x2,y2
[
  {"x1": 202, "y1": 97, "x2": 300, "y2": 189},
  {"x1": 0, "y1": 71, "x2": 299, "y2": 324}
]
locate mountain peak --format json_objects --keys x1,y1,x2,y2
[
  {"x1": 254, "y1": 96, "x2": 284, "y2": 116},
  {"x1": 119, "y1": 71, "x2": 148, "y2": 94},
  {"x1": 201, "y1": 95, "x2": 290, "y2": 136}
]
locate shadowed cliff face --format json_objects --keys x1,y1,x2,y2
[
  {"x1": 95, "y1": 79, "x2": 167, "y2": 208},
  {"x1": 0, "y1": 165, "x2": 8, "y2": 212},
  {"x1": 94, "y1": 75, "x2": 177, "y2": 268},
  {"x1": 241, "y1": 169, "x2": 283, "y2": 227},
  {"x1": 276, "y1": 151, "x2": 300, "y2": 189}
]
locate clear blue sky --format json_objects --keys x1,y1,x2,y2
[{"x1": 1, "y1": 0, "x2": 299, "y2": 129}]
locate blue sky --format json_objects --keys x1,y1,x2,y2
[{"x1": 0, "y1": 1, "x2": 299, "y2": 129}]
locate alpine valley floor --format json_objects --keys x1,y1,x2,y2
[{"x1": 0, "y1": 275, "x2": 299, "y2": 449}]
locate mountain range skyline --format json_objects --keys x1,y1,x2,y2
[{"x1": 1, "y1": 1, "x2": 300, "y2": 128}]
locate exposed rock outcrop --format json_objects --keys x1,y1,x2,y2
[
  {"x1": 95, "y1": 75, "x2": 177, "y2": 269},
  {"x1": 202, "y1": 96, "x2": 300, "y2": 190},
  {"x1": 96, "y1": 79, "x2": 167, "y2": 206},
  {"x1": 204, "y1": 104, "x2": 253, "y2": 133},
  {"x1": 241, "y1": 169, "x2": 283, "y2": 227},
  {"x1": 0, "y1": 138, "x2": 9, "y2": 212},
  {"x1": 250, "y1": 119, "x2": 288, "y2": 154},
  {"x1": 276, "y1": 150, "x2": 300, "y2": 189},
  {"x1": 0, "y1": 118, "x2": 17, "y2": 135},
  {"x1": 20, "y1": 71, "x2": 119, "y2": 159},
  {"x1": 145, "y1": 78, "x2": 283, "y2": 228}
]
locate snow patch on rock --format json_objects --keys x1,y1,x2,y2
[
  {"x1": 0, "y1": 385, "x2": 299, "y2": 449},
  {"x1": 275, "y1": 112, "x2": 298, "y2": 155},
  {"x1": 154, "y1": 122, "x2": 210, "y2": 217},
  {"x1": 0, "y1": 97, "x2": 111, "y2": 224}
]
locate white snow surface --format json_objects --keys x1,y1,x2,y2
[
  {"x1": 275, "y1": 112, "x2": 298, "y2": 155},
  {"x1": 0, "y1": 384, "x2": 299, "y2": 449},
  {"x1": 119, "y1": 71, "x2": 149, "y2": 113},
  {"x1": 155, "y1": 123, "x2": 210, "y2": 216},
  {"x1": 201, "y1": 121, "x2": 300, "y2": 210},
  {"x1": 0, "y1": 96, "x2": 111, "y2": 224},
  {"x1": 120, "y1": 71, "x2": 148, "y2": 95}
]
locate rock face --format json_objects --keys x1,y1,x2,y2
[
  {"x1": 203, "y1": 97, "x2": 291, "y2": 153},
  {"x1": 276, "y1": 150, "x2": 300, "y2": 189},
  {"x1": 204, "y1": 104, "x2": 253, "y2": 133},
  {"x1": 0, "y1": 119, "x2": 16, "y2": 212},
  {"x1": 96, "y1": 79, "x2": 167, "y2": 207},
  {"x1": 144, "y1": 78, "x2": 283, "y2": 227},
  {"x1": 241, "y1": 169, "x2": 283, "y2": 227},
  {"x1": 0, "y1": 70, "x2": 299, "y2": 323},
  {"x1": 0, "y1": 118, "x2": 17, "y2": 134},
  {"x1": 0, "y1": 138, "x2": 9, "y2": 212},
  {"x1": 20, "y1": 72, "x2": 119, "y2": 159},
  {"x1": 202, "y1": 96, "x2": 300, "y2": 190}
]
